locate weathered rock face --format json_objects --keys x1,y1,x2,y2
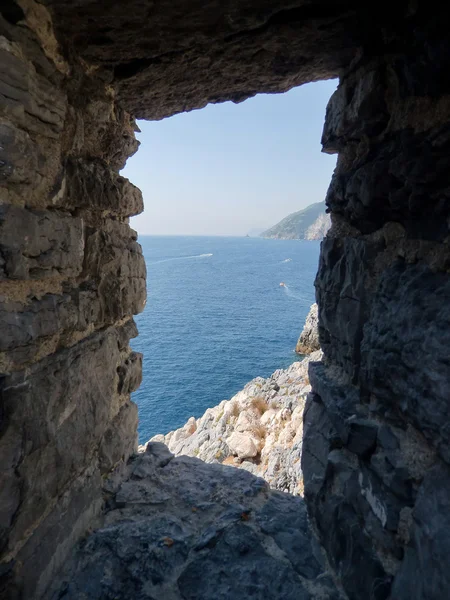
[
  {"x1": 296, "y1": 303, "x2": 320, "y2": 354},
  {"x1": 304, "y1": 213, "x2": 331, "y2": 240},
  {"x1": 1, "y1": 1, "x2": 449, "y2": 599},
  {"x1": 149, "y1": 352, "x2": 322, "y2": 496},
  {"x1": 52, "y1": 442, "x2": 344, "y2": 600},
  {"x1": 302, "y1": 8, "x2": 450, "y2": 600},
  {"x1": 0, "y1": 4, "x2": 145, "y2": 598},
  {"x1": 39, "y1": 0, "x2": 364, "y2": 120},
  {"x1": 261, "y1": 201, "x2": 330, "y2": 240}
]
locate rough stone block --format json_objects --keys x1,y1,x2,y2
[
  {"x1": 58, "y1": 448, "x2": 342, "y2": 600},
  {"x1": 98, "y1": 401, "x2": 138, "y2": 475},
  {"x1": 0, "y1": 122, "x2": 39, "y2": 185},
  {"x1": 0, "y1": 221, "x2": 144, "y2": 368},
  {"x1": 347, "y1": 418, "x2": 378, "y2": 458},
  {"x1": 0, "y1": 288, "x2": 130, "y2": 369},
  {"x1": 84, "y1": 221, "x2": 146, "y2": 321},
  {"x1": 360, "y1": 262, "x2": 450, "y2": 463},
  {"x1": 295, "y1": 303, "x2": 320, "y2": 354},
  {"x1": 0, "y1": 44, "x2": 66, "y2": 139},
  {"x1": 116, "y1": 319, "x2": 139, "y2": 351},
  {"x1": 325, "y1": 128, "x2": 450, "y2": 238},
  {"x1": 322, "y1": 67, "x2": 389, "y2": 154},
  {"x1": 315, "y1": 235, "x2": 383, "y2": 379},
  {"x1": 0, "y1": 205, "x2": 84, "y2": 280},
  {"x1": 302, "y1": 393, "x2": 335, "y2": 499},
  {"x1": 65, "y1": 158, "x2": 143, "y2": 217},
  {"x1": 0, "y1": 327, "x2": 134, "y2": 557},
  {"x1": 13, "y1": 466, "x2": 103, "y2": 600},
  {"x1": 117, "y1": 352, "x2": 143, "y2": 395},
  {"x1": 303, "y1": 397, "x2": 394, "y2": 600},
  {"x1": 0, "y1": 294, "x2": 77, "y2": 353},
  {"x1": 390, "y1": 463, "x2": 450, "y2": 600},
  {"x1": 308, "y1": 362, "x2": 362, "y2": 444}
]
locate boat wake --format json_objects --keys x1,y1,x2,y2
[
  {"x1": 281, "y1": 258, "x2": 292, "y2": 263},
  {"x1": 282, "y1": 284, "x2": 305, "y2": 301},
  {"x1": 152, "y1": 253, "x2": 213, "y2": 264}
]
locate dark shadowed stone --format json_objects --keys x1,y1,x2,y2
[
  {"x1": 303, "y1": 393, "x2": 395, "y2": 600},
  {"x1": 179, "y1": 523, "x2": 312, "y2": 600},
  {"x1": 390, "y1": 463, "x2": 450, "y2": 600},
  {"x1": 0, "y1": 7, "x2": 143, "y2": 597},
  {"x1": 41, "y1": 0, "x2": 368, "y2": 120},
  {"x1": 315, "y1": 235, "x2": 384, "y2": 380},
  {"x1": 2, "y1": 3, "x2": 450, "y2": 600},
  {"x1": 0, "y1": 43, "x2": 66, "y2": 141},
  {"x1": 326, "y1": 129, "x2": 450, "y2": 238},
  {"x1": 347, "y1": 419, "x2": 378, "y2": 457},
  {"x1": 361, "y1": 262, "x2": 450, "y2": 463},
  {"x1": 322, "y1": 66, "x2": 389, "y2": 154},
  {"x1": 255, "y1": 491, "x2": 323, "y2": 579},
  {"x1": 0, "y1": 1, "x2": 25, "y2": 26},
  {"x1": 65, "y1": 159, "x2": 143, "y2": 217},
  {"x1": 304, "y1": 454, "x2": 394, "y2": 599},
  {"x1": 14, "y1": 467, "x2": 103, "y2": 600},
  {"x1": 55, "y1": 447, "x2": 343, "y2": 600},
  {"x1": 308, "y1": 362, "x2": 363, "y2": 443},
  {"x1": 0, "y1": 122, "x2": 39, "y2": 184},
  {"x1": 0, "y1": 327, "x2": 137, "y2": 563},
  {"x1": 0, "y1": 294, "x2": 77, "y2": 352},
  {"x1": 98, "y1": 401, "x2": 138, "y2": 475},
  {"x1": 377, "y1": 426, "x2": 400, "y2": 451},
  {"x1": 302, "y1": 393, "x2": 336, "y2": 497},
  {"x1": 117, "y1": 352, "x2": 143, "y2": 395},
  {"x1": 368, "y1": 445, "x2": 416, "y2": 505},
  {"x1": 0, "y1": 206, "x2": 83, "y2": 280},
  {"x1": 59, "y1": 517, "x2": 190, "y2": 600}
]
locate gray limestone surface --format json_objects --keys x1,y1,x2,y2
[
  {"x1": 296, "y1": 303, "x2": 320, "y2": 354},
  {"x1": 54, "y1": 443, "x2": 344, "y2": 600},
  {"x1": 1, "y1": 2, "x2": 450, "y2": 599}
]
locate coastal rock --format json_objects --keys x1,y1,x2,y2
[
  {"x1": 227, "y1": 432, "x2": 259, "y2": 459},
  {"x1": 303, "y1": 30, "x2": 450, "y2": 600},
  {"x1": 148, "y1": 351, "x2": 322, "y2": 495},
  {"x1": 261, "y1": 202, "x2": 330, "y2": 240},
  {"x1": 2, "y1": 2, "x2": 450, "y2": 599},
  {"x1": 296, "y1": 304, "x2": 320, "y2": 355},
  {"x1": 55, "y1": 442, "x2": 343, "y2": 600},
  {"x1": 305, "y1": 213, "x2": 331, "y2": 240}
]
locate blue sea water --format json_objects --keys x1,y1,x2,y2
[{"x1": 132, "y1": 236, "x2": 321, "y2": 442}]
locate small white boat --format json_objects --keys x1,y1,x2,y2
[{"x1": 279, "y1": 282, "x2": 286, "y2": 287}]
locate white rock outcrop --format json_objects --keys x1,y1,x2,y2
[
  {"x1": 295, "y1": 303, "x2": 320, "y2": 354},
  {"x1": 145, "y1": 350, "x2": 323, "y2": 495}
]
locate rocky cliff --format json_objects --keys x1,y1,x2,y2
[
  {"x1": 260, "y1": 202, "x2": 331, "y2": 240},
  {"x1": 302, "y1": 13, "x2": 450, "y2": 599},
  {"x1": 1, "y1": 2, "x2": 449, "y2": 599},
  {"x1": 54, "y1": 443, "x2": 343, "y2": 600},
  {"x1": 0, "y1": 6, "x2": 145, "y2": 598},
  {"x1": 295, "y1": 303, "x2": 320, "y2": 354},
  {"x1": 149, "y1": 351, "x2": 322, "y2": 496},
  {"x1": 304, "y1": 213, "x2": 331, "y2": 240}
]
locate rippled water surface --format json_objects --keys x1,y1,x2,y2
[{"x1": 132, "y1": 236, "x2": 320, "y2": 442}]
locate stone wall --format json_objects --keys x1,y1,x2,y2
[
  {"x1": 1, "y1": 1, "x2": 449, "y2": 599},
  {"x1": 0, "y1": 5, "x2": 145, "y2": 598},
  {"x1": 302, "y1": 8, "x2": 450, "y2": 600}
]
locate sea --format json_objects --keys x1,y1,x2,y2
[{"x1": 132, "y1": 236, "x2": 321, "y2": 443}]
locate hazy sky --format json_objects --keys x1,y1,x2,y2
[{"x1": 122, "y1": 80, "x2": 337, "y2": 236}]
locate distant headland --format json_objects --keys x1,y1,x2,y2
[{"x1": 260, "y1": 201, "x2": 330, "y2": 240}]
